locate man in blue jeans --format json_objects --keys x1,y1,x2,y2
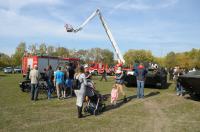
[
  {"x1": 29, "y1": 65, "x2": 39, "y2": 101},
  {"x1": 134, "y1": 63, "x2": 147, "y2": 99},
  {"x1": 46, "y1": 65, "x2": 54, "y2": 99},
  {"x1": 66, "y1": 63, "x2": 75, "y2": 97},
  {"x1": 54, "y1": 67, "x2": 64, "y2": 99}
]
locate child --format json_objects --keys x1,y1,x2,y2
[{"x1": 111, "y1": 84, "x2": 118, "y2": 105}]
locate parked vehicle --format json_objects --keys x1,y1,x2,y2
[
  {"x1": 178, "y1": 70, "x2": 200, "y2": 98},
  {"x1": 22, "y1": 55, "x2": 80, "y2": 77},
  {"x1": 19, "y1": 74, "x2": 48, "y2": 93},
  {"x1": 124, "y1": 67, "x2": 167, "y2": 88},
  {"x1": 4, "y1": 67, "x2": 13, "y2": 74},
  {"x1": 14, "y1": 67, "x2": 22, "y2": 73},
  {"x1": 19, "y1": 55, "x2": 80, "y2": 92},
  {"x1": 85, "y1": 63, "x2": 108, "y2": 75}
]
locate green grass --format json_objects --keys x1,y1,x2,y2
[{"x1": 1, "y1": 72, "x2": 200, "y2": 132}]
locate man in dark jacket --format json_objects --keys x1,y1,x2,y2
[
  {"x1": 46, "y1": 65, "x2": 54, "y2": 99},
  {"x1": 135, "y1": 63, "x2": 147, "y2": 99},
  {"x1": 100, "y1": 69, "x2": 107, "y2": 81},
  {"x1": 66, "y1": 63, "x2": 75, "y2": 97}
]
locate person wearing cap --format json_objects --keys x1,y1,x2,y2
[
  {"x1": 134, "y1": 63, "x2": 147, "y2": 99},
  {"x1": 29, "y1": 65, "x2": 39, "y2": 101},
  {"x1": 115, "y1": 67, "x2": 127, "y2": 102}
]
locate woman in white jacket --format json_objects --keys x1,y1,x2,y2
[{"x1": 74, "y1": 66, "x2": 87, "y2": 118}]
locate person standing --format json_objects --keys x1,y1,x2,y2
[
  {"x1": 66, "y1": 63, "x2": 75, "y2": 97},
  {"x1": 169, "y1": 68, "x2": 174, "y2": 80},
  {"x1": 54, "y1": 67, "x2": 64, "y2": 99},
  {"x1": 74, "y1": 66, "x2": 87, "y2": 118},
  {"x1": 29, "y1": 65, "x2": 39, "y2": 101},
  {"x1": 26, "y1": 65, "x2": 31, "y2": 80},
  {"x1": 100, "y1": 69, "x2": 107, "y2": 81},
  {"x1": 176, "y1": 70, "x2": 184, "y2": 96},
  {"x1": 111, "y1": 84, "x2": 118, "y2": 105},
  {"x1": 135, "y1": 63, "x2": 147, "y2": 99},
  {"x1": 46, "y1": 65, "x2": 54, "y2": 99},
  {"x1": 115, "y1": 67, "x2": 127, "y2": 102}
]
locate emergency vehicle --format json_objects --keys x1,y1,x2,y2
[{"x1": 22, "y1": 55, "x2": 80, "y2": 76}]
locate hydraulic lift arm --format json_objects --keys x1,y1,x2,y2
[{"x1": 65, "y1": 9, "x2": 125, "y2": 64}]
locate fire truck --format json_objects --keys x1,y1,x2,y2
[
  {"x1": 85, "y1": 62, "x2": 115, "y2": 75},
  {"x1": 22, "y1": 55, "x2": 80, "y2": 76}
]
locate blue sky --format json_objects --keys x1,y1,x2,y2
[{"x1": 0, "y1": 0, "x2": 199, "y2": 57}]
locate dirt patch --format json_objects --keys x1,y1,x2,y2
[{"x1": 143, "y1": 100, "x2": 170, "y2": 132}]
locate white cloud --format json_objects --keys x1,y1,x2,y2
[
  {"x1": 0, "y1": 0, "x2": 105, "y2": 41},
  {"x1": 109, "y1": 0, "x2": 179, "y2": 14},
  {"x1": 0, "y1": 0, "x2": 63, "y2": 11}
]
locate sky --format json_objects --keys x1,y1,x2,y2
[{"x1": 0, "y1": 0, "x2": 200, "y2": 57}]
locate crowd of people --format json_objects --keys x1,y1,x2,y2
[
  {"x1": 25, "y1": 60, "x2": 200, "y2": 119},
  {"x1": 28, "y1": 63, "x2": 76, "y2": 101},
  {"x1": 29, "y1": 62, "x2": 188, "y2": 118}
]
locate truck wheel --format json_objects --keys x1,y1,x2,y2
[{"x1": 21, "y1": 87, "x2": 25, "y2": 92}]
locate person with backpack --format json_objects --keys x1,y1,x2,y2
[{"x1": 74, "y1": 66, "x2": 88, "y2": 118}]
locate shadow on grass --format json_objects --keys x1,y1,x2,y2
[
  {"x1": 0, "y1": 74, "x2": 6, "y2": 77},
  {"x1": 103, "y1": 91, "x2": 160, "y2": 113},
  {"x1": 103, "y1": 95, "x2": 136, "y2": 113},
  {"x1": 144, "y1": 91, "x2": 160, "y2": 98}
]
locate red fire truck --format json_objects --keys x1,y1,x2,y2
[
  {"x1": 22, "y1": 55, "x2": 80, "y2": 76},
  {"x1": 85, "y1": 62, "x2": 115, "y2": 75}
]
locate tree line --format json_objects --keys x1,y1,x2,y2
[{"x1": 0, "y1": 42, "x2": 199, "y2": 69}]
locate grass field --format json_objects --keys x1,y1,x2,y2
[{"x1": 1, "y1": 73, "x2": 200, "y2": 132}]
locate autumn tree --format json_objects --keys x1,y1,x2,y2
[
  {"x1": 39, "y1": 43, "x2": 47, "y2": 55},
  {"x1": 12, "y1": 42, "x2": 26, "y2": 66},
  {"x1": 124, "y1": 49, "x2": 154, "y2": 65},
  {"x1": 164, "y1": 51, "x2": 177, "y2": 68},
  {"x1": 0, "y1": 53, "x2": 12, "y2": 67},
  {"x1": 47, "y1": 46, "x2": 55, "y2": 56},
  {"x1": 55, "y1": 47, "x2": 70, "y2": 57},
  {"x1": 101, "y1": 49, "x2": 114, "y2": 65}
]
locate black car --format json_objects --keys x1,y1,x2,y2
[
  {"x1": 178, "y1": 70, "x2": 200, "y2": 98},
  {"x1": 14, "y1": 67, "x2": 22, "y2": 73},
  {"x1": 124, "y1": 68, "x2": 167, "y2": 88}
]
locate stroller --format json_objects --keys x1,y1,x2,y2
[{"x1": 84, "y1": 80, "x2": 106, "y2": 115}]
